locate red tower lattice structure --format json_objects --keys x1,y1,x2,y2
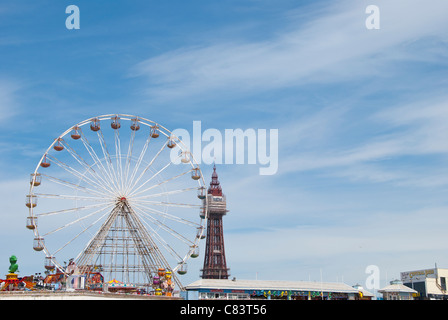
[{"x1": 200, "y1": 165, "x2": 230, "y2": 279}]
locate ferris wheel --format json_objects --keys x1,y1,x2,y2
[{"x1": 25, "y1": 114, "x2": 208, "y2": 289}]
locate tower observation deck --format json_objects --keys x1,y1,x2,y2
[{"x1": 200, "y1": 165, "x2": 230, "y2": 279}]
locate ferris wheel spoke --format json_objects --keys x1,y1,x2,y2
[
  {"x1": 114, "y1": 127, "x2": 125, "y2": 194},
  {"x1": 125, "y1": 141, "x2": 167, "y2": 196},
  {"x1": 138, "y1": 216, "x2": 184, "y2": 262},
  {"x1": 123, "y1": 128, "x2": 137, "y2": 194},
  {"x1": 125, "y1": 132, "x2": 152, "y2": 195},
  {"x1": 61, "y1": 139, "x2": 116, "y2": 195},
  {"x1": 53, "y1": 208, "x2": 112, "y2": 257},
  {"x1": 96, "y1": 129, "x2": 122, "y2": 195},
  {"x1": 80, "y1": 130, "x2": 120, "y2": 195},
  {"x1": 132, "y1": 204, "x2": 194, "y2": 246},
  {"x1": 46, "y1": 154, "x2": 115, "y2": 197},
  {"x1": 129, "y1": 167, "x2": 191, "y2": 199},
  {"x1": 82, "y1": 134, "x2": 119, "y2": 192},
  {"x1": 130, "y1": 200, "x2": 199, "y2": 227},
  {"x1": 129, "y1": 161, "x2": 173, "y2": 197},
  {"x1": 33, "y1": 192, "x2": 114, "y2": 202},
  {"x1": 42, "y1": 203, "x2": 114, "y2": 237},
  {"x1": 78, "y1": 130, "x2": 117, "y2": 193},
  {"x1": 41, "y1": 174, "x2": 108, "y2": 198},
  {"x1": 132, "y1": 199, "x2": 200, "y2": 209},
  {"x1": 37, "y1": 202, "x2": 112, "y2": 217},
  {"x1": 131, "y1": 187, "x2": 197, "y2": 201}
]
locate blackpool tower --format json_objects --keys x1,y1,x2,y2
[{"x1": 200, "y1": 165, "x2": 230, "y2": 279}]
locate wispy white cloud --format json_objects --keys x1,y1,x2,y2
[
  {"x1": 0, "y1": 79, "x2": 21, "y2": 122},
  {"x1": 277, "y1": 92, "x2": 448, "y2": 187},
  {"x1": 131, "y1": 0, "x2": 448, "y2": 102},
  {"x1": 226, "y1": 205, "x2": 448, "y2": 283}
]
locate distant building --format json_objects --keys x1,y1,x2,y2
[
  {"x1": 378, "y1": 279, "x2": 417, "y2": 300},
  {"x1": 352, "y1": 283, "x2": 374, "y2": 300},
  {"x1": 401, "y1": 267, "x2": 448, "y2": 300},
  {"x1": 185, "y1": 279, "x2": 360, "y2": 300}
]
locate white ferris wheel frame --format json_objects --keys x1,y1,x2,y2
[{"x1": 26, "y1": 114, "x2": 208, "y2": 287}]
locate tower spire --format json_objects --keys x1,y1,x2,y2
[{"x1": 208, "y1": 164, "x2": 222, "y2": 196}]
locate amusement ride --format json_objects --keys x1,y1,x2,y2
[{"x1": 24, "y1": 114, "x2": 208, "y2": 294}]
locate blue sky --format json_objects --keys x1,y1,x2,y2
[{"x1": 1, "y1": 0, "x2": 448, "y2": 289}]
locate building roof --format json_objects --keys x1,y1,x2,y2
[
  {"x1": 378, "y1": 282, "x2": 417, "y2": 294},
  {"x1": 185, "y1": 279, "x2": 359, "y2": 294}
]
